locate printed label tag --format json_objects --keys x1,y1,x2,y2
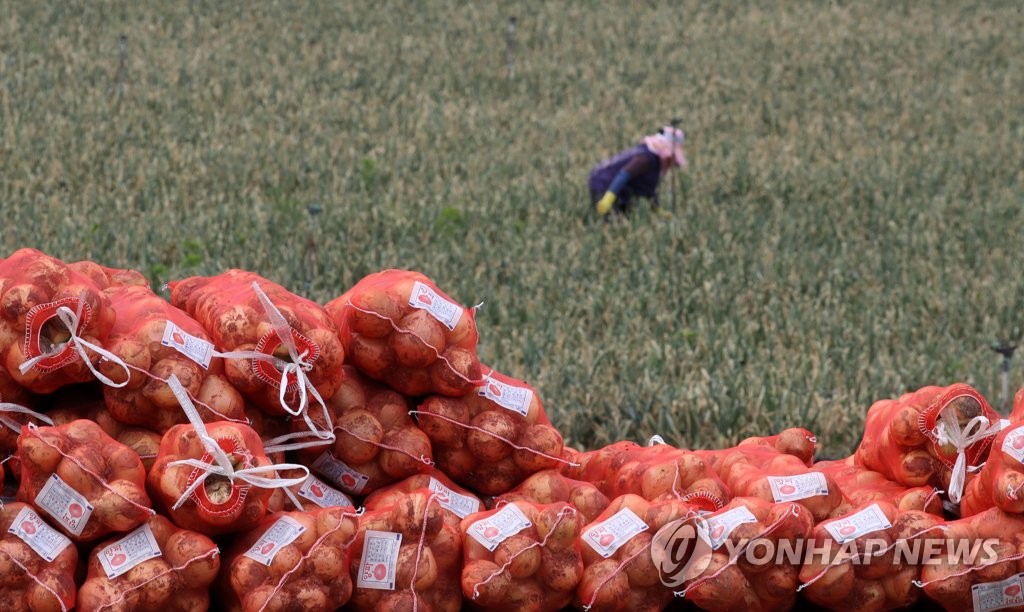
[
  {"x1": 973, "y1": 572, "x2": 1024, "y2": 612},
  {"x1": 98, "y1": 523, "x2": 162, "y2": 578},
  {"x1": 704, "y1": 506, "x2": 758, "y2": 550},
  {"x1": 7, "y1": 506, "x2": 72, "y2": 562},
  {"x1": 408, "y1": 281, "x2": 463, "y2": 331},
  {"x1": 766, "y1": 472, "x2": 829, "y2": 503},
  {"x1": 582, "y1": 507, "x2": 649, "y2": 558},
  {"x1": 428, "y1": 477, "x2": 480, "y2": 518},
  {"x1": 311, "y1": 452, "x2": 369, "y2": 495},
  {"x1": 478, "y1": 374, "x2": 533, "y2": 417},
  {"x1": 298, "y1": 474, "x2": 354, "y2": 509},
  {"x1": 357, "y1": 530, "x2": 402, "y2": 590},
  {"x1": 244, "y1": 515, "x2": 306, "y2": 566},
  {"x1": 35, "y1": 473, "x2": 94, "y2": 536},
  {"x1": 467, "y1": 504, "x2": 532, "y2": 551},
  {"x1": 161, "y1": 321, "x2": 214, "y2": 369},
  {"x1": 1001, "y1": 427, "x2": 1024, "y2": 465},
  {"x1": 824, "y1": 503, "x2": 892, "y2": 544}
]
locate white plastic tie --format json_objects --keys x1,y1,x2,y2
[
  {"x1": 0, "y1": 402, "x2": 54, "y2": 434},
  {"x1": 934, "y1": 407, "x2": 1002, "y2": 504},
  {"x1": 164, "y1": 374, "x2": 309, "y2": 511},
  {"x1": 18, "y1": 296, "x2": 130, "y2": 388}
]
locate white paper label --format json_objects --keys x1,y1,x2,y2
[
  {"x1": 428, "y1": 477, "x2": 480, "y2": 518},
  {"x1": 311, "y1": 452, "x2": 369, "y2": 495},
  {"x1": 98, "y1": 523, "x2": 162, "y2": 578},
  {"x1": 298, "y1": 475, "x2": 354, "y2": 508},
  {"x1": 1001, "y1": 427, "x2": 1024, "y2": 465},
  {"x1": 244, "y1": 515, "x2": 307, "y2": 566},
  {"x1": 582, "y1": 508, "x2": 649, "y2": 558},
  {"x1": 161, "y1": 320, "x2": 214, "y2": 369},
  {"x1": 824, "y1": 503, "x2": 892, "y2": 544},
  {"x1": 479, "y1": 374, "x2": 533, "y2": 417},
  {"x1": 973, "y1": 572, "x2": 1024, "y2": 612},
  {"x1": 704, "y1": 506, "x2": 758, "y2": 550},
  {"x1": 7, "y1": 506, "x2": 72, "y2": 562},
  {"x1": 35, "y1": 473, "x2": 94, "y2": 536},
  {"x1": 357, "y1": 530, "x2": 402, "y2": 590},
  {"x1": 467, "y1": 504, "x2": 532, "y2": 552},
  {"x1": 408, "y1": 281, "x2": 463, "y2": 331},
  {"x1": 766, "y1": 473, "x2": 829, "y2": 503}
]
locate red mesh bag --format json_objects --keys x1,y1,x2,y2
[
  {"x1": 815, "y1": 457, "x2": 943, "y2": 516},
  {"x1": 294, "y1": 365, "x2": 433, "y2": 498},
  {"x1": 349, "y1": 488, "x2": 465, "y2": 611},
  {"x1": 678, "y1": 497, "x2": 814, "y2": 612},
  {"x1": 363, "y1": 470, "x2": 484, "y2": 522},
  {"x1": 961, "y1": 421, "x2": 1024, "y2": 517},
  {"x1": 1013, "y1": 385, "x2": 1024, "y2": 422},
  {"x1": 570, "y1": 440, "x2": 729, "y2": 510},
  {"x1": 0, "y1": 368, "x2": 46, "y2": 457},
  {"x1": 573, "y1": 494, "x2": 700, "y2": 611},
  {"x1": 17, "y1": 419, "x2": 152, "y2": 542},
  {"x1": 0, "y1": 249, "x2": 120, "y2": 394},
  {"x1": 219, "y1": 506, "x2": 358, "y2": 612},
  {"x1": 147, "y1": 381, "x2": 309, "y2": 536},
  {"x1": 855, "y1": 384, "x2": 1004, "y2": 504},
  {"x1": 0, "y1": 501, "x2": 78, "y2": 612},
  {"x1": 415, "y1": 366, "x2": 567, "y2": 496},
  {"x1": 798, "y1": 501, "x2": 941, "y2": 611},
  {"x1": 46, "y1": 396, "x2": 162, "y2": 472},
  {"x1": 167, "y1": 270, "x2": 344, "y2": 424},
  {"x1": 912, "y1": 507, "x2": 1024, "y2": 611},
  {"x1": 326, "y1": 269, "x2": 482, "y2": 397},
  {"x1": 698, "y1": 445, "x2": 843, "y2": 523},
  {"x1": 100, "y1": 283, "x2": 248, "y2": 433},
  {"x1": 459, "y1": 499, "x2": 584, "y2": 611},
  {"x1": 77, "y1": 514, "x2": 220, "y2": 612},
  {"x1": 736, "y1": 428, "x2": 818, "y2": 466},
  {"x1": 495, "y1": 469, "x2": 612, "y2": 524},
  {"x1": 67, "y1": 260, "x2": 148, "y2": 290}
]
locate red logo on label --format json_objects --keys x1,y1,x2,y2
[
  {"x1": 483, "y1": 526, "x2": 500, "y2": 539},
  {"x1": 434, "y1": 489, "x2": 450, "y2": 503},
  {"x1": 779, "y1": 484, "x2": 797, "y2": 495},
  {"x1": 68, "y1": 503, "x2": 84, "y2": 519},
  {"x1": 598, "y1": 532, "x2": 615, "y2": 547},
  {"x1": 309, "y1": 483, "x2": 324, "y2": 498},
  {"x1": 373, "y1": 563, "x2": 388, "y2": 580},
  {"x1": 1006, "y1": 585, "x2": 1021, "y2": 597},
  {"x1": 417, "y1": 293, "x2": 433, "y2": 305},
  {"x1": 172, "y1": 331, "x2": 186, "y2": 345},
  {"x1": 21, "y1": 521, "x2": 36, "y2": 535},
  {"x1": 710, "y1": 524, "x2": 726, "y2": 539},
  {"x1": 110, "y1": 552, "x2": 127, "y2": 567},
  {"x1": 839, "y1": 525, "x2": 857, "y2": 536},
  {"x1": 260, "y1": 542, "x2": 275, "y2": 555},
  {"x1": 488, "y1": 383, "x2": 502, "y2": 397},
  {"x1": 341, "y1": 474, "x2": 357, "y2": 488},
  {"x1": 1012, "y1": 435, "x2": 1024, "y2": 451}
]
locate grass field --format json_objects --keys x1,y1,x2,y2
[{"x1": 1, "y1": 1, "x2": 1022, "y2": 455}]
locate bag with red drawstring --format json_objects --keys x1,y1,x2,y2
[
  {"x1": 415, "y1": 366, "x2": 567, "y2": 496},
  {"x1": 326, "y1": 269, "x2": 483, "y2": 397},
  {"x1": 348, "y1": 488, "x2": 465, "y2": 612},
  {"x1": 45, "y1": 394, "x2": 162, "y2": 472},
  {"x1": 292, "y1": 365, "x2": 433, "y2": 498},
  {"x1": 961, "y1": 421, "x2": 1024, "y2": 517},
  {"x1": 855, "y1": 383, "x2": 1005, "y2": 505},
  {"x1": 147, "y1": 376, "x2": 310, "y2": 536},
  {"x1": 460, "y1": 499, "x2": 584, "y2": 611},
  {"x1": 0, "y1": 501, "x2": 78, "y2": 612},
  {"x1": 77, "y1": 514, "x2": 220, "y2": 611},
  {"x1": 17, "y1": 418, "x2": 153, "y2": 542},
  {"x1": 0, "y1": 248, "x2": 127, "y2": 394},
  {"x1": 219, "y1": 506, "x2": 359, "y2": 612}
]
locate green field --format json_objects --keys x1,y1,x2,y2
[{"x1": 2, "y1": 1, "x2": 1022, "y2": 455}]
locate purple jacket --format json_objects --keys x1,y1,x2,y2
[{"x1": 588, "y1": 144, "x2": 663, "y2": 201}]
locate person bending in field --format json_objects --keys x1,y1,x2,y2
[{"x1": 589, "y1": 126, "x2": 688, "y2": 217}]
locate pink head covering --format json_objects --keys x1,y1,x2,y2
[{"x1": 643, "y1": 127, "x2": 688, "y2": 169}]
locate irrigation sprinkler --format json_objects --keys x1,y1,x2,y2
[
  {"x1": 506, "y1": 16, "x2": 517, "y2": 79},
  {"x1": 303, "y1": 202, "x2": 323, "y2": 296},
  {"x1": 116, "y1": 34, "x2": 127, "y2": 98},
  {"x1": 991, "y1": 341, "x2": 1017, "y2": 412}
]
